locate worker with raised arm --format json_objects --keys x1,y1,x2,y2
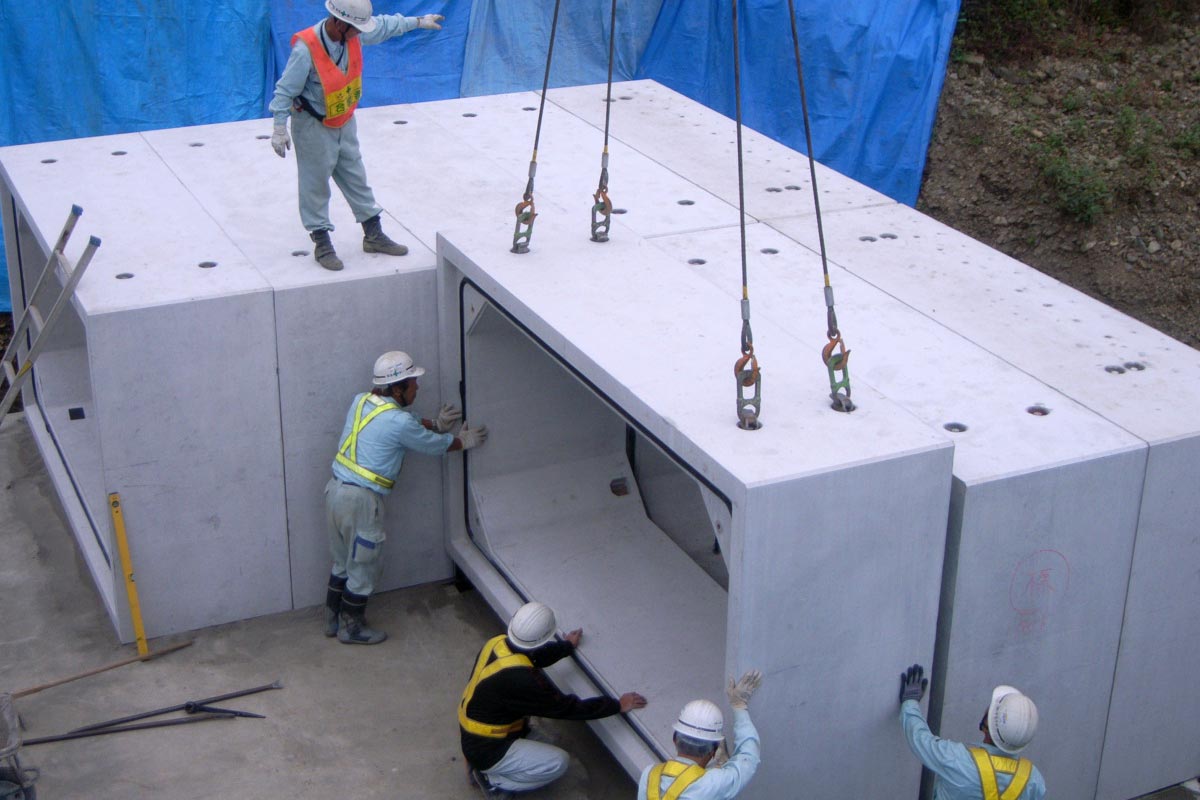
[
  {"x1": 637, "y1": 670, "x2": 763, "y2": 800},
  {"x1": 324, "y1": 350, "x2": 486, "y2": 645},
  {"x1": 269, "y1": 0, "x2": 444, "y2": 271},
  {"x1": 898, "y1": 664, "x2": 1047, "y2": 800},
  {"x1": 460, "y1": 601, "x2": 649, "y2": 799}
]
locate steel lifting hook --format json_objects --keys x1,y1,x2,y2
[
  {"x1": 821, "y1": 334, "x2": 855, "y2": 413},
  {"x1": 511, "y1": 193, "x2": 537, "y2": 254},
  {"x1": 734, "y1": 346, "x2": 763, "y2": 430},
  {"x1": 591, "y1": 187, "x2": 612, "y2": 243}
]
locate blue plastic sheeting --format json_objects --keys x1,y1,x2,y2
[
  {"x1": 637, "y1": 0, "x2": 960, "y2": 206},
  {"x1": 0, "y1": 1, "x2": 275, "y2": 312},
  {"x1": 269, "y1": 1, "x2": 470, "y2": 107},
  {"x1": 459, "y1": 0, "x2": 663, "y2": 97}
]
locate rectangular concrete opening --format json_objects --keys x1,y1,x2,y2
[{"x1": 458, "y1": 278, "x2": 730, "y2": 756}]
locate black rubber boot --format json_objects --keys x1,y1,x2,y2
[
  {"x1": 362, "y1": 214, "x2": 408, "y2": 256},
  {"x1": 324, "y1": 574, "x2": 347, "y2": 637},
  {"x1": 309, "y1": 229, "x2": 344, "y2": 271},
  {"x1": 337, "y1": 591, "x2": 387, "y2": 645}
]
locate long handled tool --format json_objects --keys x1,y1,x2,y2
[
  {"x1": 67, "y1": 679, "x2": 281, "y2": 734},
  {"x1": 22, "y1": 713, "x2": 237, "y2": 747},
  {"x1": 12, "y1": 640, "x2": 193, "y2": 700}
]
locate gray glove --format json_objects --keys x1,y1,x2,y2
[
  {"x1": 726, "y1": 669, "x2": 762, "y2": 710},
  {"x1": 417, "y1": 14, "x2": 444, "y2": 30},
  {"x1": 434, "y1": 404, "x2": 462, "y2": 433},
  {"x1": 271, "y1": 126, "x2": 291, "y2": 158},
  {"x1": 457, "y1": 424, "x2": 488, "y2": 451},
  {"x1": 899, "y1": 663, "x2": 928, "y2": 704}
]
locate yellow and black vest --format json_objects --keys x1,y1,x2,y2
[
  {"x1": 458, "y1": 635, "x2": 533, "y2": 738},
  {"x1": 646, "y1": 760, "x2": 706, "y2": 800},
  {"x1": 969, "y1": 747, "x2": 1033, "y2": 800}
]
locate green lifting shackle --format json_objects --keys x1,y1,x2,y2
[{"x1": 512, "y1": 0, "x2": 563, "y2": 254}]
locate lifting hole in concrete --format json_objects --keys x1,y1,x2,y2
[
  {"x1": 612, "y1": 208, "x2": 627, "y2": 215},
  {"x1": 1043, "y1": 303, "x2": 1054, "y2": 308},
  {"x1": 688, "y1": 258, "x2": 707, "y2": 266},
  {"x1": 68, "y1": 407, "x2": 86, "y2": 421},
  {"x1": 116, "y1": 273, "x2": 134, "y2": 280},
  {"x1": 1123, "y1": 361, "x2": 1146, "y2": 371},
  {"x1": 1026, "y1": 405, "x2": 1051, "y2": 416},
  {"x1": 291, "y1": 250, "x2": 310, "y2": 257},
  {"x1": 785, "y1": 185, "x2": 801, "y2": 190},
  {"x1": 198, "y1": 261, "x2": 218, "y2": 269},
  {"x1": 522, "y1": 107, "x2": 535, "y2": 111},
  {"x1": 859, "y1": 235, "x2": 877, "y2": 242},
  {"x1": 619, "y1": 96, "x2": 633, "y2": 100},
  {"x1": 677, "y1": 200, "x2": 694, "y2": 206},
  {"x1": 766, "y1": 187, "x2": 782, "y2": 193},
  {"x1": 462, "y1": 112, "x2": 477, "y2": 118},
  {"x1": 189, "y1": 142, "x2": 204, "y2": 147},
  {"x1": 760, "y1": 248, "x2": 778, "y2": 255},
  {"x1": 880, "y1": 233, "x2": 898, "y2": 239},
  {"x1": 40, "y1": 159, "x2": 57, "y2": 164},
  {"x1": 255, "y1": 134, "x2": 271, "y2": 140},
  {"x1": 610, "y1": 477, "x2": 629, "y2": 496},
  {"x1": 111, "y1": 150, "x2": 127, "y2": 156},
  {"x1": 1105, "y1": 365, "x2": 1126, "y2": 374},
  {"x1": 393, "y1": 120, "x2": 408, "y2": 125},
  {"x1": 944, "y1": 422, "x2": 968, "y2": 433}
]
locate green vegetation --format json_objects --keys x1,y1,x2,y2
[
  {"x1": 1037, "y1": 148, "x2": 1112, "y2": 224},
  {"x1": 1171, "y1": 123, "x2": 1200, "y2": 158}
]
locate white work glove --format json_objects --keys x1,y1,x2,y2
[
  {"x1": 457, "y1": 424, "x2": 488, "y2": 451},
  {"x1": 726, "y1": 669, "x2": 762, "y2": 710},
  {"x1": 271, "y1": 126, "x2": 291, "y2": 158},
  {"x1": 434, "y1": 404, "x2": 462, "y2": 433},
  {"x1": 417, "y1": 13, "x2": 444, "y2": 30}
]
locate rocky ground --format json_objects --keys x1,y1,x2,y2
[{"x1": 919, "y1": 17, "x2": 1199, "y2": 349}]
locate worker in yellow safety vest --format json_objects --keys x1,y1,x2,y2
[
  {"x1": 899, "y1": 664, "x2": 1047, "y2": 800},
  {"x1": 268, "y1": 0, "x2": 444, "y2": 271},
  {"x1": 324, "y1": 350, "x2": 486, "y2": 645},
  {"x1": 460, "y1": 602, "x2": 648, "y2": 799},
  {"x1": 636, "y1": 670, "x2": 763, "y2": 800}
]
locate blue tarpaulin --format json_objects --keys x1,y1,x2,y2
[{"x1": 0, "y1": 0, "x2": 960, "y2": 312}]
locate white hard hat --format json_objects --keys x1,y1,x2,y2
[
  {"x1": 673, "y1": 699, "x2": 725, "y2": 743},
  {"x1": 325, "y1": 0, "x2": 377, "y2": 32},
  {"x1": 507, "y1": 602, "x2": 556, "y2": 651},
  {"x1": 372, "y1": 351, "x2": 424, "y2": 386},
  {"x1": 987, "y1": 685, "x2": 1039, "y2": 754}
]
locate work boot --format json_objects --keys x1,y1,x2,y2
[
  {"x1": 337, "y1": 591, "x2": 387, "y2": 645},
  {"x1": 309, "y1": 229, "x2": 344, "y2": 271},
  {"x1": 361, "y1": 214, "x2": 408, "y2": 256},
  {"x1": 324, "y1": 574, "x2": 347, "y2": 637},
  {"x1": 469, "y1": 768, "x2": 514, "y2": 800}
]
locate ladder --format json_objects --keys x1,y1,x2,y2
[{"x1": 0, "y1": 205, "x2": 101, "y2": 430}]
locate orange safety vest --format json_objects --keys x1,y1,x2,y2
[{"x1": 291, "y1": 26, "x2": 363, "y2": 128}]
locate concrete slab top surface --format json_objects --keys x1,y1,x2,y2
[
  {"x1": 645, "y1": 224, "x2": 1146, "y2": 483},
  {"x1": 438, "y1": 218, "x2": 951, "y2": 491},
  {"x1": 768, "y1": 204, "x2": 1200, "y2": 445}
]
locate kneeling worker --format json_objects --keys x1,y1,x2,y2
[
  {"x1": 325, "y1": 350, "x2": 486, "y2": 645},
  {"x1": 899, "y1": 664, "x2": 1046, "y2": 800},
  {"x1": 638, "y1": 670, "x2": 763, "y2": 800},
  {"x1": 460, "y1": 601, "x2": 648, "y2": 798}
]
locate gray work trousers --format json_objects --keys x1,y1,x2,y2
[
  {"x1": 325, "y1": 478, "x2": 387, "y2": 597},
  {"x1": 291, "y1": 109, "x2": 383, "y2": 232}
]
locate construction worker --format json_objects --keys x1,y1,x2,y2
[
  {"x1": 460, "y1": 601, "x2": 649, "y2": 799},
  {"x1": 899, "y1": 664, "x2": 1046, "y2": 800},
  {"x1": 269, "y1": 0, "x2": 444, "y2": 271},
  {"x1": 325, "y1": 350, "x2": 486, "y2": 645},
  {"x1": 637, "y1": 670, "x2": 764, "y2": 800}
]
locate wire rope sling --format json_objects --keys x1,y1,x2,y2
[{"x1": 590, "y1": 0, "x2": 619, "y2": 243}]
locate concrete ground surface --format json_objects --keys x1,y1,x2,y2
[
  {"x1": 2, "y1": 410, "x2": 1197, "y2": 800},
  {"x1": 0, "y1": 413, "x2": 634, "y2": 800}
]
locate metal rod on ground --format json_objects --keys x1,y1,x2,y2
[
  {"x1": 11, "y1": 640, "x2": 193, "y2": 699},
  {"x1": 68, "y1": 680, "x2": 282, "y2": 734},
  {"x1": 23, "y1": 713, "x2": 237, "y2": 747},
  {"x1": 108, "y1": 492, "x2": 147, "y2": 656}
]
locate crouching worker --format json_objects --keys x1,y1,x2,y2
[
  {"x1": 638, "y1": 670, "x2": 764, "y2": 800},
  {"x1": 460, "y1": 601, "x2": 648, "y2": 799}
]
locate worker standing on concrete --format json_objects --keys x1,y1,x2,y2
[
  {"x1": 636, "y1": 670, "x2": 763, "y2": 800},
  {"x1": 460, "y1": 601, "x2": 649, "y2": 798},
  {"x1": 325, "y1": 350, "x2": 486, "y2": 645},
  {"x1": 269, "y1": 0, "x2": 444, "y2": 271},
  {"x1": 899, "y1": 664, "x2": 1046, "y2": 800}
]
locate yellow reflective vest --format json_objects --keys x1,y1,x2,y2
[
  {"x1": 969, "y1": 747, "x2": 1033, "y2": 800},
  {"x1": 646, "y1": 760, "x2": 706, "y2": 800},
  {"x1": 458, "y1": 635, "x2": 533, "y2": 738}
]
